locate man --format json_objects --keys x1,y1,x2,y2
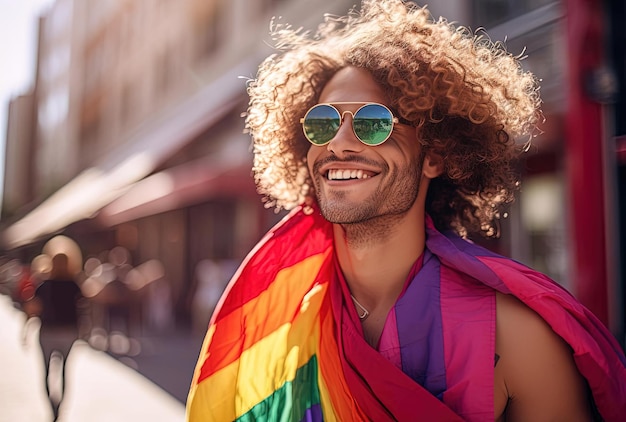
[
  {"x1": 187, "y1": 1, "x2": 626, "y2": 420},
  {"x1": 34, "y1": 253, "x2": 84, "y2": 419}
]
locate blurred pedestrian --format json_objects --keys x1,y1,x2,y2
[
  {"x1": 32, "y1": 252, "x2": 84, "y2": 419},
  {"x1": 187, "y1": 1, "x2": 626, "y2": 420}
]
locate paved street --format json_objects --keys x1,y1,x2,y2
[{"x1": 0, "y1": 295, "x2": 199, "y2": 421}]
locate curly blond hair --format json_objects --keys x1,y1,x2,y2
[{"x1": 245, "y1": 0, "x2": 542, "y2": 237}]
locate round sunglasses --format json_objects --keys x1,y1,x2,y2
[{"x1": 300, "y1": 102, "x2": 399, "y2": 146}]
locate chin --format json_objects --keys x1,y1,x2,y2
[{"x1": 318, "y1": 203, "x2": 376, "y2": 224}]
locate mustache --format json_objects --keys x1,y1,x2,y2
[{"x1": 311, "y1": 155, "x2": 384, "y2": 174}]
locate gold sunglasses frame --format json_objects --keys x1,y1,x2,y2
[{"x1": 300, "y1": 102, "x2": 399, "y2": 146}]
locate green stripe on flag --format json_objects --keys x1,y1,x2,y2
[{"x1": 237, "y1": 355, "x2": 321, "y2": 422}]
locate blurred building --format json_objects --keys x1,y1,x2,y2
[
  {"x1": 3, "y1": 91, "x2": 36, "y2": 217},
  {"x1": 1, "y1": 0, "x2": 624, "y2": 343},
  {"x1": 1, "y1": 0, "x2": 357, "y2": 334}
]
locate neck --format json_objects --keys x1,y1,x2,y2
[{"x1": 333, "y1": 199, "x2": 427, "y2": 310}]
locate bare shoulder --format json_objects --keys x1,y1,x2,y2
[{"x1": 494, "y1": 292, "x2": 593, "y2": 422}]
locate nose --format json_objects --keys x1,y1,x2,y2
[{"x1": 326, "y1": 113, "x2": 365, "y2": 156}]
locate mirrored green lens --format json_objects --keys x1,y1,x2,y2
[
  {"x1": 303, "y1": 105, "x2": 341, "y2": 145},
  {"x1": 353, "y1": 104, "x2": 394, "y2": 145}
]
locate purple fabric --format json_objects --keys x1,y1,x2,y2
[
  {"x1": 426, "y1": 228, "x2": 511, "y2": 294},
  {"x1": 331, "y1": 252, "x2": 465, "y2": 421},
  {"x1": 424, "y1": 217, "x2": 626, "y2": 420},
  {"x1": 394, "y1": 250, "x2": 447, "y2": 399},
  {"x1": 300, "y1": 404, "x2": 322, "y2": 422}
]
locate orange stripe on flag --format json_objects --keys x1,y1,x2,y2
[{"x1": 196, "y1": 249, "x2": 333, "y2": 383}]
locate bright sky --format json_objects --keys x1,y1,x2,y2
[{"x1": 0, "y1": 0, "x2": 55, "y2": 212}]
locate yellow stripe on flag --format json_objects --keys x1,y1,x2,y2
[{"x1": 187, "y1": 281, "x2": 330, "y2": 421}]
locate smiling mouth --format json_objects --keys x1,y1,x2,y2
[{"x1": 327, "y1": 169, "x2": 377, "y2": 180}]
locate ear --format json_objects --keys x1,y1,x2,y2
[{"x1": 422, "y1": 152, "x2": 444, "y2": 179}]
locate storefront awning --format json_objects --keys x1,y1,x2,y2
[{"x1": 96, "y1": 149, "x2": 257, "y2": 227}]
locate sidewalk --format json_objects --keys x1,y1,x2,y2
[
  {"x1": 0, "y1": 296, "x2": 186, "y2": 422},
  {"x1": 60, "y1": 341, "x2": 185, "y2": 422},
  {"x1": 0, "y1": 296, "x2": 49, "y2": 421}
]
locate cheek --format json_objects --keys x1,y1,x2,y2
[
  {"x1": 381, "y1": 139, "x2": 422, "y2": 167},
  {"x1": 399, "y1": 142, "x2": 423, "y2": 166}
]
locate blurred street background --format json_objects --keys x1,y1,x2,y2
[{"x1": 0, "y1": 0, "x2": 625, "y2": 420}]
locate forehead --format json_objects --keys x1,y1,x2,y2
[{"x1": 318, "y1": 67, "x2": 389, "y2": 105}]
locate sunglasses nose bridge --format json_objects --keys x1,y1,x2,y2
[
  {"x1": 324, "y1": 109, "x2": 365, "y2": 153},
  {"x1": 332, "y1": 110, "x2": 360, "y2": 142},
  {"x1": 338, "y1": 110, "x2": 360, "y2": 137},
  {"x1": 339, "y1": 110, "x2": 355, "y2": 122}
]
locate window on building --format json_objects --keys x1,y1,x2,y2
[
  {"x1": 190, "y1": 0, "x2": 225, "y2": 61},
  {"x1": 119, "y1": 82, "x2": 133, "y2": 129},
  {"x1": 259, "y1": 0, "x2": 289, "y2": 15},
  {"x1": 519, "y1": 172, "x2": 569, "y2": 288},
  {"x1": 154, "y1": 49, "x2": 173, "y2": 95}
]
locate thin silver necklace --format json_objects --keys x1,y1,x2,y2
[{"x1": 350, "y1": 294, "x2": 370, "y2": 320}]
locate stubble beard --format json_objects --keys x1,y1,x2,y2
[{"x1": 314, "y1": 163, "x2": 422, "y2": 248}]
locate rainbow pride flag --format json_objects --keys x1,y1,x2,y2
[{"x1": 186, "y1": 206, "x2": 357, "y2": 421}]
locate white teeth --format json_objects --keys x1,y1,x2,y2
[{"x1": 327, "y1": 169, "x2": 370, "y2": 180}]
